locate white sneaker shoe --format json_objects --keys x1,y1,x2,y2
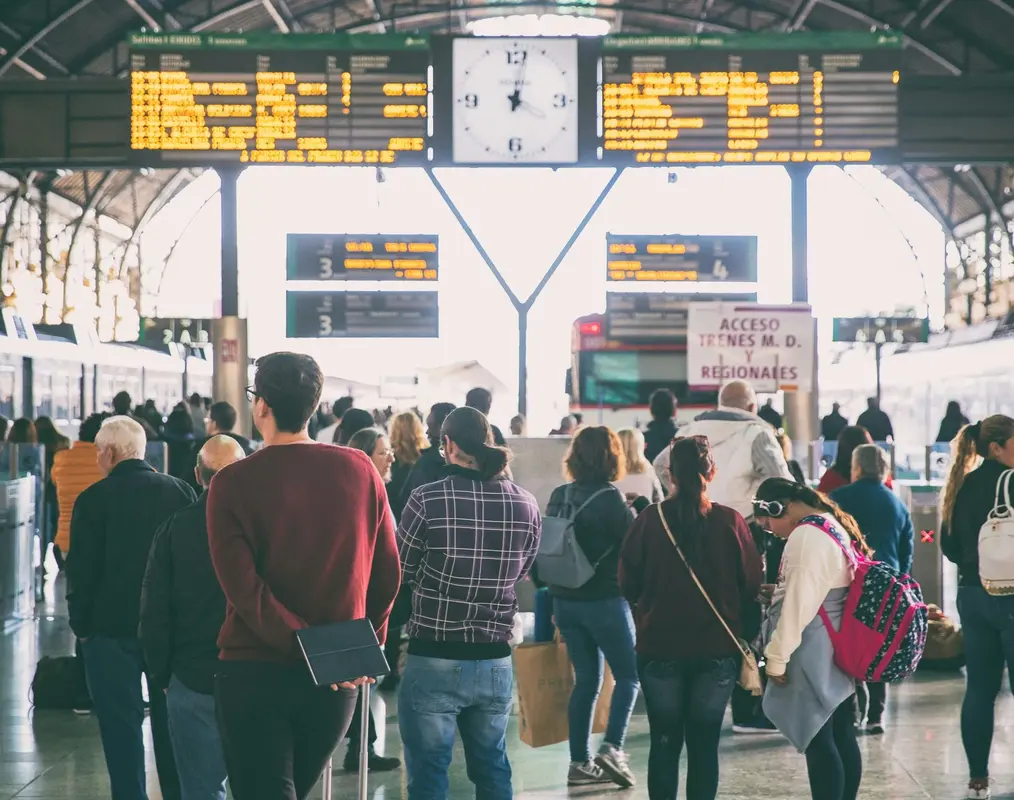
[
  {"x1": 967, "y1": 780, "x2": 991, "y2": 799},
  {"x1": 595, "y1": 744, "x2": 636, "y2": 789}
]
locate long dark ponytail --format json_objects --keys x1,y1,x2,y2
[
  {"x1": 441, "y1": 407, "x2": 511, "y2": 481},
  {"x1": 754, "y1": 477, "x2": 873, "y2": 557},
  {"x1": 662, "y1": 435, "x2": 715, "y2": 559}
]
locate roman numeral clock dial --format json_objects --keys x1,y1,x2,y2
[{"x1": 451, "y1": 37, "x2": 581, "y2": 164}]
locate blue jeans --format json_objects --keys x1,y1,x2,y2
[
  {"x1": 553, "y1": 596, "x2": 640, "y2": 763},
  {"x1": 81, "y1": 637, "x2": 179, "y2": 800},
  {"x1": 639, "y1": 656, "x2": 737, "y2": 800},
  {"x1": 398, "y1": 654, "x2": 514, "y2": 800},
  {"x1": 166, "y1": 676, "x2": 227, "y2": 800},
  {"x1": 957, "y1": 585, "x2": 1014, "y2": 779}
]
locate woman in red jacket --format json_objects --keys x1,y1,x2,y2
[
  {"x1": 620, "y1": 435, "x2": 763, "y2": 800},
  {"x1": 817, "y1": 425, "x2": 893, "y2": 494}
]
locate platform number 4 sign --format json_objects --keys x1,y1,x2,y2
[{"x1": 712, "y1": 259, "x2": 729, "y2": 280}]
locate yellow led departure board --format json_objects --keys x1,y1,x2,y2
[
  {"x1": 287, "y1": 234, "x2": 439, "y2": 281},
  {"x1": 600, "y1": 33, "x2": 901, "y2": 165},
  {"x1": 128, "y1": 33, "x2": 430, "y2": 165}
]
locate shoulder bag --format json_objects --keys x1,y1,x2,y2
[{"x1": 655, "y1": 504, "x2": 763, "y2": 696}]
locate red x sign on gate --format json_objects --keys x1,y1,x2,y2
[{"x1": 920, "y1": 530, "x2": 935, "y2": 544}]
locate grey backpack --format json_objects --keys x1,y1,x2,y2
[{"x1": 536, "y1": 486, "x2": 617, "y2": 589}]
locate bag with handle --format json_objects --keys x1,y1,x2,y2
[
  {"x1": 978, "y1": 469, "x2": 1014, "y2": 596},
  {"x1": 656, "y1": 505, "x2": 763, "y2": 696},
  {"x1": 536, "y1": 486, "x2": 617, "y2": 589},
  {"x1": 802, "y1": 515, "x2": 928, "y2": 683}
]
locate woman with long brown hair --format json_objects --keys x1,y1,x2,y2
[
  {"x1": 620, "y1": 435, "x2": 762, "y2": 800},
  {"x1": 940, "y1": 415, "x2": 1014, "y2": 800},
  {"x1": 752, "y1": 478, "x2": 872, "y2": 800},
  {"x1": 388, "y1": 411, "x2": 428, "y2": 521},
  {"x1": 541, "y1": 426, "x2": 638, "y2": 789}
]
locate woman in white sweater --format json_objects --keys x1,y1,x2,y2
[{"x1": 751, "y1": 478, "x2": 872, "y2": 800}]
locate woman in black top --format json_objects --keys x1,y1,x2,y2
[
  {"x1": 542, "y1": 426, "x2": 638, "y2": 790},
  {"x1": 940, "y1": 414, "x2": 1014, "y2": 800}
]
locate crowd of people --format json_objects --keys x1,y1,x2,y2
[{"x1": 16, "y1": 359, "x2": 1012, "y2": 800}]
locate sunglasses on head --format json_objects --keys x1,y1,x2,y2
[{"x1": 752, "y1": 498, "x2": 786, "y2": 518}]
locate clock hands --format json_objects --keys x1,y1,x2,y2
[{"x1": 508, "y1": 47, "x2": 529, "y2": 112}]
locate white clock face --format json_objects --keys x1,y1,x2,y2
[{"x1": 452, "y1": 37, "x2": 580, "y2": 164}]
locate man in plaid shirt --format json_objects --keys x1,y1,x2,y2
[{"x1": 396, "y1": 407, "x2": 541, "y2": 800}]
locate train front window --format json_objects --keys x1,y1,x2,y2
[{"x1": 578, "y1": 351, "x2": 700, "y2": 407}]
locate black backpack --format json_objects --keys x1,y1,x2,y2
[{"x1": 31, "y1": 656, "x2": 90, "y2": 710}]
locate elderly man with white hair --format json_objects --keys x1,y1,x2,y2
[
  {"x1": 67, "y1": 414, "x2": 197, "y2": 800},
  {"x1": 652, "y1": 379, "x2": 793, "y2": 734},
  {"x1": 831, "y1": 442, "x2": 915, "y2": 735}
]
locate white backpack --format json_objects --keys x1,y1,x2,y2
[{"x1": 978, "y1": 469, "x2": 1014, "y2": 595}]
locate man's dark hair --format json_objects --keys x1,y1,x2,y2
[
  {"x1": 79, "y1": 412, "x2": 109, "y2": 443},
  {"x1": 334, "y1": 408, "x2": 375, "y2": 446},
  {"x1": 465, "y1": 387, "x2": 493, "y2": 416},
  {"x1": 333, "y1": 396, "x2": 355, "y2": 419},
  {"x1": 209, "y1": 401, "x2": 238, "y2": 433},
  {"x1": 428, "y1": 402, "x2": 457, "y2": 445},
  {"x1": 113, "y1": 391, "x2": 132, "y2": 416},
  {"x1": 253, "y1": 352, "x2": 323, "y2": 434},
  {"x1": 649, "y1": 388, "x2": 677, "y2": 421},
  {"x1": 189, "y1": 392, "x2": 202, "y2": 405}
]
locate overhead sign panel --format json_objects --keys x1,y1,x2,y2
[
  {"x1": 688, "y1": 302, "x2": 815, "y2": 392},
  {"x1": 287, "y1": 234, "x2": 438, "y2": 281},
  {"x1": 286, "y1": 291, "x2": 439, "y2": 338},
  {"x1": 605, "y1": 292, "x2": 759, "y2": 343},
  {"x1": 832, "y1": 316, "x2": 929, "y2": 344},
  {"x1": 607, "y1": 234, "x2": 757, "y2": 282},
  {"x1": 600, "y1": 32, "x2": 901, "y2": 166},
  {"x1": 128, "y1": 32, "x2": 430, "y2": 166},
  {"x1": 140, "y1": 317, "x2": 213, "y2": 348}
]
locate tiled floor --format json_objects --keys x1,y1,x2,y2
[{"x1": 3, "y1": 573, "x2": 1013, "y2": 799}]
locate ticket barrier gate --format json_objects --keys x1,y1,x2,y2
[
  {"x1": 896, "y1": 482, "x2": 957, "y2": 616},
  {"x1": 0, "y1": 477, "x2": 37, "y2": 631}
]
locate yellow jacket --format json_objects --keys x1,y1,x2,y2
[{"x1": 51, "y1": 442, "x2": 103, "y2": 554}]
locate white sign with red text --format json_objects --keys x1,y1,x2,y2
[{"x1": 688, "y1": 302, "x2": 815, "y2": 393}]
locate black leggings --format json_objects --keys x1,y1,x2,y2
[{"x1": 804, "y1": 699, "x2": 862, "y2": 800}]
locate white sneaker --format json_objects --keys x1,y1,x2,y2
[
  {"x1": 595, "y1": 744, "x2": 636, "y2": 789},
  {"x1": 967, "y1": 781, "x2": 991, "y2": 799}
]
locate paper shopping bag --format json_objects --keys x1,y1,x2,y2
[{"x1": 514, "y1": 639, "x2": 615, "y2": 748}]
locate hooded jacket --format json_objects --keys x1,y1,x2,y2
[{"x1": 651, "y1": 407, "x2": 793, "y2": 520}]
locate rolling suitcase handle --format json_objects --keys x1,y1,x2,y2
[{"x1": 321, "y1": 683, "x2": 372, "y2": 800}]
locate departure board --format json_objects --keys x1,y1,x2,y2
[
  {"x1": 128, "y1": 32, "x2": 430, "y2": 166},
  {"x1": 287, "y1": 234, "x2": 438, "y2": 281},
  {"x1": 287, "y1": 291, "x2": 439, "y2": 338},
  {"x1": 600, "y1": 33, "x2": 901, "y2": 166},
  {"x1": 607, "y1": 234, "x2": 757, "y2": 282}
]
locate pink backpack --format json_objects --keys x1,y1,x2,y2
[{"x1": 801, "y1": 515, "x2": 929, "y2": 683}]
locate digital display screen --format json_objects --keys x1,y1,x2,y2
[
  {"x1": 832, "y1": 316, "x2": 929, "y2": 345},
  {"x1": 607, "y1": 234, "x2": 758, "y2": 282},
  {"x1": 287, "y1": 234, "x2": 438, "y2": 281},
  {"x1": 128, "y1": 32, "x2": 430, "y2": 165},
  {"x1": 286, "y1": 291, "x2": 439, "y2": 338},
  {"x1": 600, "y1": 33, "x2": 901, "y2": 166}
]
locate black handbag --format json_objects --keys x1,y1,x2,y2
[{"x1": 31, "y1": 656, "x2": 89, "y2": 710}]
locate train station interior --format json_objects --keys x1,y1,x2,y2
[{"x1": 0, "y1": 1, "x2": 1012, "y2": 800}]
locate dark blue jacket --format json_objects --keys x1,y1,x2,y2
[{"x1": 831, "y1": 478, "x2": 914, "y2": 574}]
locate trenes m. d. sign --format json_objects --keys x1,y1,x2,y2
[{"x1": 687, "y1": 303, "x2": 816, "y2": 393}]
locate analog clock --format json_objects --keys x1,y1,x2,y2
[{"x1": 451, "y1": 37, "x2": 580, "y2": 164}]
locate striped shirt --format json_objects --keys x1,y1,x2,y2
[{"x1": 397, "y1": 465, "x2": 541, "y2": 648}]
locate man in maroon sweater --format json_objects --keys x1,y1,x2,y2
[{"x1": 207, "y1": 352, "x2": 400, "y2": 800}]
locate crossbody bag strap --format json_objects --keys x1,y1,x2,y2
[{"x1": 655, "y1": 504, "x2": 747, "y2": 656}]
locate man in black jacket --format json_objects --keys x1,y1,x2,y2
[
  {"x1": 187, "y1": 401, "x2": 253, "y2": 490},
  {"x1": 66, "y1": 415, "x2": 197, "y2": 800},
  {"x1": 404, "y1": 402, "x2": 456, "y2": 496},
  {"x1": 141, "y1": 435, "x2": 246, "y2": 800}
]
